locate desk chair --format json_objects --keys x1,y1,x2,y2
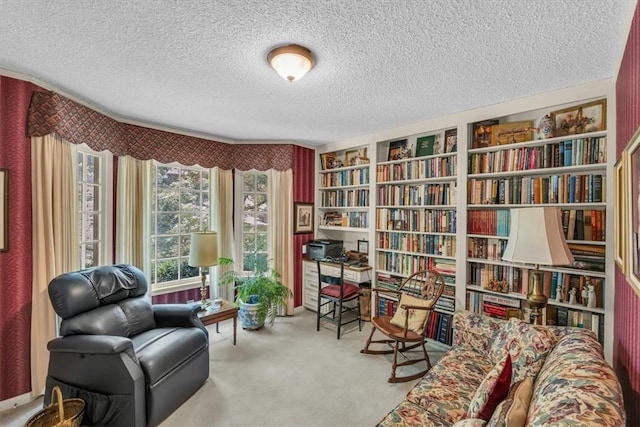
[
  {"x1": 316, "y1": 260, "x2": 362, "y2": 339},
  {"x1": 361, "y1": 269, "x2": 445, "y2": 382}
]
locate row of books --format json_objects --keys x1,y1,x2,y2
[
  {"x1": 468, "y1": 137, "x2": 606, "y2": 174},
  {"x1": 375, "y1": 272, "x2": 456, "y2": 295},
  {"x1": 377, "y1": 232, "x2": 456, "y2": 256},
  {"x1": 467, "y1": 263, "x2": 605, "y2": 308},
  {"x1": 377, "y1": 249, "x2": 456, "y2": 276},
  {"x1": 468, "y1": 262, "x2": 524, "y2": 294},
  {"x1": 321, "y1": 211, "x2": 369, "y2": 228},
  {"x1": 467, "y1": 210, "x2": 511, "y2": 237},
  {"x1": 320, "y1": 168, "x2": 369, "y2": 187},
  {"x1": 562, "y1": 209, "x2": 606, "y2": 241},
  {"x1": 546, "y1": 306, "x2": 605, "y2": 343},
  {"x1": 376, "y1": 255, "x2": 456, "y2": 277},
  {"x1": 467, "y1": 291, "x2": 521, "y2": 319},
  {"x1": 376, "y1": 208, "x2": 456, "y2": 233},
  {"x1": 376, "y1": 156, "x2": 457, "y2": 182},
  {"x1": 467, "y1": 237, "x2": 508, "y2": 261},
  {"x1": 546, "y1": 271, "x2": 604, "y2": 308},
  {"x1": 320, "y1": 188, "x2": 370, "y2": 208},
  {"x1": 467, "y1": 173, "x2": 605, "y2": 205},
  {"x1": 377, "y1": 182, "x2": 457, "y2": 207}
]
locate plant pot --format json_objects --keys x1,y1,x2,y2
[{"x1": 237, "y1": 300, "x2": 265, "y2": 330}]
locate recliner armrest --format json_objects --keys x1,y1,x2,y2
[
  {"x1": 153, "y1": 303, "x2": 207, "y2": 335},
  {"x1": 48, "y1": 335, "x2": 137, "y2": 362}
]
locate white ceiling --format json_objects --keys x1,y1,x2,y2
[{"x1": 0, "y1": 1, "x2": 635, "y2": 147}]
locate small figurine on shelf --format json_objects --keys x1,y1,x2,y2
[
  {"x1": 581, "y1": 286, "x2": 589, "y2": 306},
  {"x1": 587, "y1": 284, "x2": 597, "y2": 308},
  {"x1": 555, "y1": 285, "x2": 563, "y2": 302},
  {"x1": 569, "y1": 287, "x2": 577, "y2": 305}
]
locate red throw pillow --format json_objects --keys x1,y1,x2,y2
[{"x1": 467, "y1": 354, "x2": 513, "y2": 421}]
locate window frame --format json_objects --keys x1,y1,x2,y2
[
  {"x1": 149, "y1": 161, "x2": 211, "y2": 294},
  {"x1": 233, "y1": 170, "x2": 270, "y2": 275},
  {"x1": 76, "y1": 143, "x2": 113, "y2": 269}
]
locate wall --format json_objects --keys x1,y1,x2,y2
[
  {"x1": 293, "y1": 145, "x2": 316, "y2": 307},
  {"x1": 615, "y1": 3, "x2": 640, "y2": 424},
  {"x1": 0, "y1": 77, "x2": 40, "y2": 401}
]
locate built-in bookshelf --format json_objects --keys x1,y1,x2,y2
[
  {"x1": 318, "y1": 147, "x2": 371, "y2": 232},
  {"x1": 373, "y1": 129, "x2": 459, "y2": 346},
  {"x1": 464, "y1": 98, "x2": 610, "y2": 345},
  {"x1": 313, "y1": 85, "x2": 614, "y2": 361}
]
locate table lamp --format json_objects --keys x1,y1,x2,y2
[
  {"x1": 501, "y1": 207, "x2": 574, "y2": 325},
  {"x1": 189, "y1": 231, "x2": 218, "y2": 307}
]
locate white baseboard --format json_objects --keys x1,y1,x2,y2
[{"x1": 0, "y1": 392, "x2": 36, "y2": 412}]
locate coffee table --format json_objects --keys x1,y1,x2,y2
[{"x1": 197, "y1": 300, "x2": 238, "y2": 345}]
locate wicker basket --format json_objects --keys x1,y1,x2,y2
[{"x1": 25, "y1": 386, "x2": 85, "y2": 427}]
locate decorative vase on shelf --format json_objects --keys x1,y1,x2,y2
[{"x1": 538, "y1": 114, "x2": 555, "y2": 139}]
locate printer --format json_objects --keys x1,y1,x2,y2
[{"x1": 306, "y1": 239, "x2": 344, "y2": 260}]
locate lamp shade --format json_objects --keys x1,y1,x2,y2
[
  {"x1": 502, "y1": 207, "x2": 574, "y2": 266},
  {"x1": 267, "y1": 44, "x2": 315, "y2": 82},
  {"x1": 189, "y1": 231, "x2": 218, "y2": 268}
]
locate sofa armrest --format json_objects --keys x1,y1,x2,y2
[
  {"x1": 452, "y1": 310, "x2": 506, "y2": 354},
  {"x1": 48, "y1": 335, "x2": 136, "y2": 361},
  {"x1": 153, "y1": 303, "x2": 207, "y2": 336}
]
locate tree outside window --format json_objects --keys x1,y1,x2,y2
[{"x1": 151, "y1": 164, "x2": 209, "y2": 286}]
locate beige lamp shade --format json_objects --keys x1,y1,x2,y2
[
  {"x1": 189, "y1": 231, "x2": 218, "y2": 267},
  {"x1": 502, "y1": 207, "x2": 574, "y2": 266},
  {"x1": 267, "y1": 44, "x2": 315, "y2": 82}
]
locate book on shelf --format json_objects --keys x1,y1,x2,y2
[
  {"x1": 444, "y1": 129, "x2": 457, "y2": 153},
  {"x1": 388, "y1": 139, "x2": 410, "y2": 161},
  {"x1": 415, "y1": 135, "x2": 436, "y2": 157},
  {"x1": 483, "y1": 293, "x2": 521, "y2": 308}
]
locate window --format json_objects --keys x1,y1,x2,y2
[
  {"x1": 77, "y1": 144, "x2": 113, "y2": 269},
  {"x1": 150, "y1": 163, "x2": 209, "y2": 288},
  {"x1": 235, "y1": 171, "x2": 269, "y2": 273}
]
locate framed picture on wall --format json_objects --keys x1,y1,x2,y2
[
  {"x1": 294, "y1": 202, "x2": 314, "y2": 234},
  {"x1": 0, "y1": 169, "x2": 7, "y2": 251},
  {"x1": 614, "y1": 152, "x2": 627, "y2": 271},
  {"x1": 626, "y1": 127, "x2": 640, "y2": 293}
]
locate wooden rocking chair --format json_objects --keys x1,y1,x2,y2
[{"x1": 360, "y1": 269, "x2": 445, "y2": 383}]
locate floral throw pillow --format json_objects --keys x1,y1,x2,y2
[
  {"x1": 390, "y1": 293, "x2": 431, "y2": 333},
  {"x1": 467, "y1": 354, "x2": 513, "y2": 421}
]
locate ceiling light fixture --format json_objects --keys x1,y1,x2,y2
[{"x1": 267, "y1": 44, "x2": 315, "y2": 82}]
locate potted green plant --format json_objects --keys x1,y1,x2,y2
[{"x1": 218, "y1": 257, "x2": 293, "y2": 329}]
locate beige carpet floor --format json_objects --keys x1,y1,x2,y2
[{"x1": 1, "y1": 309, "x2": 447, "y2": 427}]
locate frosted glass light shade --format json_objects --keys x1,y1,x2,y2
[
  {"x1": 268, "y1": 44, "x2": 315, "y2": 82},
  {"x1": 189, "y1": 231, "x2": 218, "y2": 267},
  {"x1": 502, "y1": 207, "x2": 574, "y2": 266}
]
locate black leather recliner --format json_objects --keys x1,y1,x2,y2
[{"x1": 45, "y1": 264, "x2": 209, "y2": 426}]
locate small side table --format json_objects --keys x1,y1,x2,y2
[{"x1": 197, "y1": 300, "x2": 238, "y2": 345}]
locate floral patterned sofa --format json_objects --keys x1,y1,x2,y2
[{"x1": 377, "y1": 310, "x2": 625, "y2": 427}]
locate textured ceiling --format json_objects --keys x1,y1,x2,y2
[{"x1": 0, "y1": 0, "x2": 635, "y2": 147}]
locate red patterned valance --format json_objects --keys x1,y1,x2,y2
[{"x1": 28, "y1": 91, "x2": 295, "y2": 170}]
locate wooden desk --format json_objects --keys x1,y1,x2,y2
[{"x1": 197, "y1": 300, "x2": 238, "y2": 345}]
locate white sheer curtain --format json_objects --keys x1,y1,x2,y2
[
  {"x1": 268, "y1": 169, "x2": 294, "y2": 315},
  {"x1": 211, "y1": 167, "x2": 234, "y2": 300},
  {"x1": 30, "y1": 134, "x2": 79, "y2": 395},
  {"x1": 115, "y1": 155, "x2": 152, "y2": 273}
]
